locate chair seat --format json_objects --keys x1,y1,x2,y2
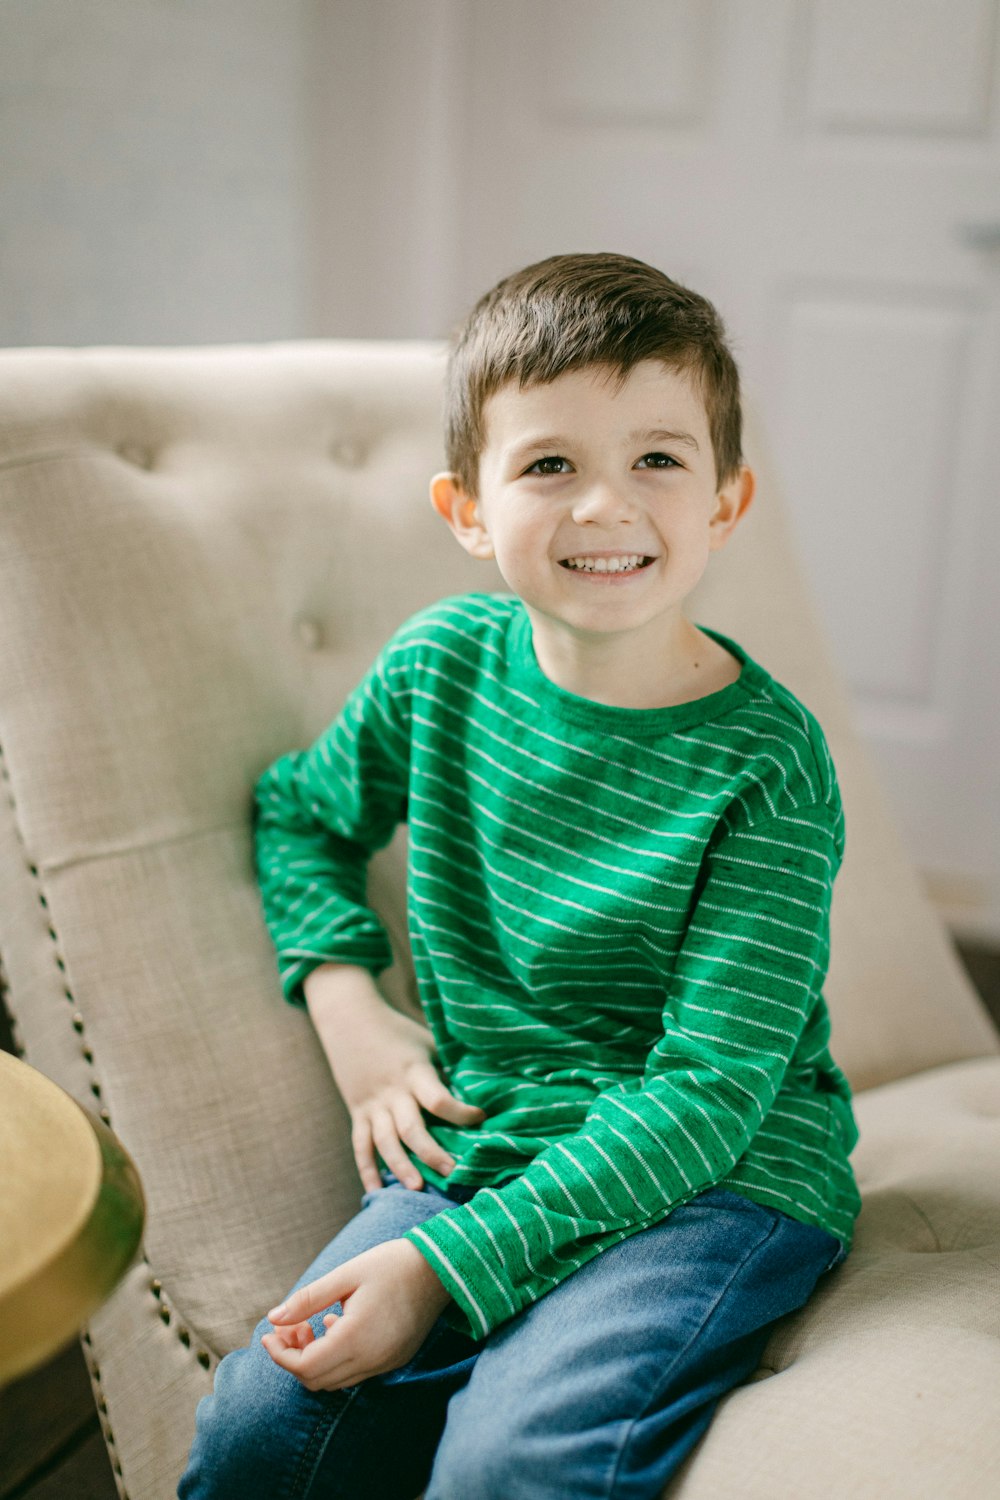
[{"x1": 664, "y1": 1054, "x2": 1000, "y2": 1498}]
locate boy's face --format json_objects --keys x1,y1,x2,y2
[{"x1": 431, "y1": 359, "x2": 753, "y2": 659}]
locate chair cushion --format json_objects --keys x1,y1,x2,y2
[{"x1": 664, "y1": 1054, "x2": 1000, "y2": 1498}]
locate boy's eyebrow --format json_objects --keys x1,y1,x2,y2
[
  {"x1": 506, "y1": 436, "x2": 565, "y2": 461},
  {"x1": 633, "y1": 428, "x2": 701, "y2": 451},
  {"x1": 506, "y1": 428, "x2": 701, "y2": 464}
]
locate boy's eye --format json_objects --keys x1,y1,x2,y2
[
  {"x1": 635, "y1": 451, "x2": 680, "y2": 469},
  {"x1": 524, "y1": 456, "x2": 573, "y2": 476}
]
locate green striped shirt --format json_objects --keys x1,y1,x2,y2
[{"x1": 253, "y1": 591, "x2": 861, "y2": 1341}]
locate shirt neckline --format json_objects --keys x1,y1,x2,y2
[{"x1": 505, "y1": 601, "x2": 770, "y2": 734}]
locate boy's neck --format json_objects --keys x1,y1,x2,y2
[{"x1": 525, "y1": 609, "x2": 741, "y2": 710}]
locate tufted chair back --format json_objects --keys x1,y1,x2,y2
[{"x1": 0, "y1": 341, "x2": 995, "y2": 1498}]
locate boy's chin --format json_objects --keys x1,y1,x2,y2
[{"x1": 526, "y1": 599, "x2": 678, "y2": 638}]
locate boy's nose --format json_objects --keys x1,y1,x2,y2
[{"x1": 571, "y1": 482, "x2": 638, "y2": 525}]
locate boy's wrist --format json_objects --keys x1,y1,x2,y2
[
  {"x1": 303, "y1": 962, "x2": 385, "y2": 1019},
  {"x1": 398, "y1": 1237, "x2": 453, "y2": 1313}
]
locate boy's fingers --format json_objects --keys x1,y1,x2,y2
[
  {"x1": 268, "y1": 1266, "x2": 349, "y2": 1325},
  {"x1": 266, "y1": 1330, "x2": 357, "y2": 1391},
  {"x1": 271, "y1": 1322, "x2": 313, "y2": 1348},
  {"x1": 411, "y1": 1069, "x2": 487, "y2": 1127},
  {"x1": 390, "y1": 1095, "x2": 458, "y2": 1177},
  {"x1": 350, "y1": 1119, "x2": 383, "y2": 1194},
  {"x1": 263, "y1": 1332, "x2": 323, "y2": 1376},
  {"x1": 401, "y1": 1124, "x2": 455, "y2": 1178},
  {"x1": 263, "y1": 1322, "x2": 313, "y2": 1353},
  {"x1": 369, "y1": 1108, "x2": 424, "y2": 1190}
]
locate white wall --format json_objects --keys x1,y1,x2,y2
[
  {"x1": 0, "y1": 0, "x2": 311, "y2": 346},
  {"x1": 307, "y1": 0, "x2": 468, "y2": 341}
]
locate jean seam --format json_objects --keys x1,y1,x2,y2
[
  {"x1": 602, "y1": 1209, "x2": 782, "y2": 1499},
  {"x1": 288, "y1": 1385, "x2": 362, "y2": 1500}
]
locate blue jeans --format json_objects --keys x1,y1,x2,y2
[{"x1": 178, "y1": 1176, "x2": 845, "y2": 1500}]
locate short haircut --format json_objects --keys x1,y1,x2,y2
[{"x1": 444, "y1": 252, "x2": 743, "y2": 493}]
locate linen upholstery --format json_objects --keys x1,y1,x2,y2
[{"x1": 0, "y1": 340, "x2": 997, "y2": 1499}]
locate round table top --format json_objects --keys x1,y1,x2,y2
[
  {"x1": 0, "y1": 1051, "x2": 103, "y2": 1299},
  {"x1": 0, "y1": 1051, "x2": 145, "y2": 1384}
]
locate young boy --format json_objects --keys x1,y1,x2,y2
[{"x1": 179, "y1": 253, "x2": 861, "y2": 1500}]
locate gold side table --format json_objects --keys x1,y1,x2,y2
[{"x1": 0, "y1": 1051, "x2": 145, "y2": 1385}]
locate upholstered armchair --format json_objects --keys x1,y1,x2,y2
[{"x1": 1, "y1": 341, "x2": 997, "y2": 1499}]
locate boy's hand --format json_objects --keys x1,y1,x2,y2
[
  {"x1": 261, "y1": 1239, "x2": 452, "y2": 1391},
  {"x1": 304, "y1": 964, "x2": 487, "y2": 1193}
]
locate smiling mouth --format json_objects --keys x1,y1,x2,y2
[{"x1": 559, "y1": 554, "x2": 655, "y2": 574}]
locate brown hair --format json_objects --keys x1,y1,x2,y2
[{"x1": 444, "y1": 252, "x2": 743, "y2": 493}]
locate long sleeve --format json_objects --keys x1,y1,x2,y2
[
  {"x1": 252, "y1": 643, "x2": 411, "y2": 1006},
  {"x1": 404, "y1": 801, "x2": 841, "y2": 1340}
]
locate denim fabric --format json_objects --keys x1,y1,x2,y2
[{"x1": 178, "y1": 1176, "x2": 844, "y2": 1500}]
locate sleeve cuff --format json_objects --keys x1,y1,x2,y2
[
  {"x1": 402, "y1": 1217, "x2": 520, "y2": 1341},
  {"x1": 278, "y1": 935, "x2": 394, "y2": 1007}
]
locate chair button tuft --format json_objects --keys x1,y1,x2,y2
[
  {"x1": 119, "y1": 443, "x2": 153, "y2": 469},
  {"x1": 297, "y1": 617, "x2": 323, "y2": 651},
  {"x1": 331, "y1": 438, "x2": 364, "y2": 468}
]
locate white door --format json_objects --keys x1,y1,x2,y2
[{"x1": 315, "y1": 0, "x2": 1000, "y2": 938}]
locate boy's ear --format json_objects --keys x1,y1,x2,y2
[
  {"x1": 708, "y1": 464, "x2": 756, "y2": 551},
  {"x1": 429, "y1": 472, "x2": 496, "y2": 560}
]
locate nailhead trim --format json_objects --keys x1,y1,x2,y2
[
  {"x1": 81, "y1": 1329, "x2": 130, "y2": 1498},
  {"x1": 0, "y1": 731, "x2": 218, "y2": 1484},
  {"x1": 0, "y1": 736, "x2": 110, "y2": 1119},
  {"x1": 147, "y1": 1264, "x2": 216, "y2": 1373},
  {"x1": 1, "y1": 736, "x2": 136, "y2": 1492}
]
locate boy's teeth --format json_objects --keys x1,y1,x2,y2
[{"x1": 564, "y1": 554, "x2": 645, "y2": 572}]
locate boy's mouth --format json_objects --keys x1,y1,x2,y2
[{"x1": 558, "y1": 554, "x2": 655, "y2": 574}]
